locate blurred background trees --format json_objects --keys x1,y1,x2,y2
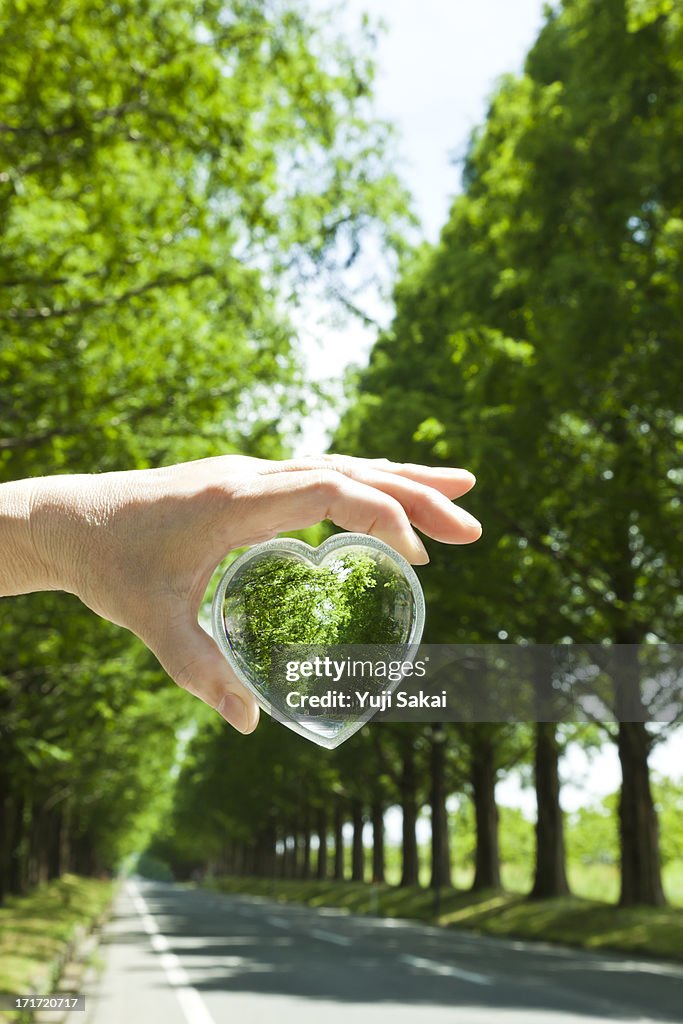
[{"x1": 1, "y1": 0, "x2": 682, "y2": 911}]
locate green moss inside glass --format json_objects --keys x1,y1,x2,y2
[{"x1": 221, "y1": 548, "x2": 415, "y2": 693}]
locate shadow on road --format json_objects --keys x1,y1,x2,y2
[{"x1": 116, "y1": 883, "x2": 682, "y2": 1022}]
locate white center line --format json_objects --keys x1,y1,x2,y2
[
  {"x1": 129, "y1": 881, "x2": 217, "y2": 1024},
  {"x1": 400, "y1": 953, "x2": 491, "y2": 986},
  {"x1": 309, "y1": 928, "x2": 353, "y2": 947}
]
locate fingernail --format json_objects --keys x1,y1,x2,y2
[
  {"x1": 409, "y1": 533, "x2": 430, "y2": 564},
  {"x1": 459, "y1": 509, "x2": 482, "y2": 532},
  {"x1": 217, "y1": 692, "x2": 250, "y2": 733}
]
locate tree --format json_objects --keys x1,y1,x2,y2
[
  {"x1": 335, "y1": 0, "x2": 683, "y2": 907},
  {"x1": 0, "y1": 0, "x2": 408, "y2": 899}
]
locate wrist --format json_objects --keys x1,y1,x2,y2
[
  {"x1": 0, "y1": 475, "x2": 88, "y2": 597},
  {"x1": 0, "y1": 478, "x2": 52, "y2": 595}
]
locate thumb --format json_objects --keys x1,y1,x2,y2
[{"x1": 144, "y1": 610, "x2": 260, "y2": 735}]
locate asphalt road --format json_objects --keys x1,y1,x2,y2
[{"x1": 86, "y1": 880, "x2": 683, "y2": 1024}]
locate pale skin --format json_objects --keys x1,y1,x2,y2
[{"x1": 0, "y1": 454, "x2": 481, "y2": 734}]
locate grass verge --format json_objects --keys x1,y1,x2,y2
[
  {"x1": 206, "y1": 876, "x2": 683, "y2": 963},
  {"x1": 0, "y1": 874, "x2": 114, "y2": 1021}
]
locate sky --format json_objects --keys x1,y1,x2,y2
[
  {"x1": 329, "y1": 0, "x2": 550, "y2": 243},
  {"x1": 296, "y1": 0, "x2": 551, "y2": 411},
  {"x1": 292, "y1": 0, "x2": 683, "y2": 826}
]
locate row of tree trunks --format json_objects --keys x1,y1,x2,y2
[
  {"x1": 0, "y1": 781, "x2": 80, "y2": 901},
  {"x1": 0, "y1": 717, "x2": 662, "y2": 912},
  {"x1": 216, "y1": 690, "x2": 659, "y2": 908}
]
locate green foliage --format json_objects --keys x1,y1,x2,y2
[
  {"x1": 0, "y1": 0, "x2": 409, "y2": 475},
  {"x1": 654, "y1": 775, "x2": 683, "y2": 866},
  {"x1": 0, "y1": 0, "x2": 408, "y2": 893},
  {"x1": 336, "y1": 0, "x2": 683, "y2": 648},
  {"x1": 154, "y1": 0, "x2": 683, "y2": 920},
  {"x1": 330, "y1": 0, "x2": 683, "y2": 908},
  {"x1": 10, "y1": 0, "x2": 677, "y2": 914},
  {"x1": 223, "y1": 551, "x2": 408, "y2": 681},
  {"x1": 566, "y1": 795, "x2": 620, "y2": 867}
]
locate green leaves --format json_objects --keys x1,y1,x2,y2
[
  {"x1": 223, "y1": 551, "x2": 407, "y2": 680},
  {"x1": 0, "y1": 0, "x2": 409, "y2": 886}
]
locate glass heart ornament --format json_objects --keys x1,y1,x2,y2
[{"x1": 211, "y1": 533, "x2": 425, "y2": 748}]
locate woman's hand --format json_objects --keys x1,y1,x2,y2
[{"x1": 1, "y1": 454, "x2": 481, "y2": 733}]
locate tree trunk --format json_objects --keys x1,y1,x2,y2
[
  {"x1": 617, "y1": 721, "x2": 665, "y2": 906},
  {"x1": 300, "y1": 814, "x2": 311, "y2": 880},
  {"x1": 429, "y1": 724, "x2": 451, "y2": 889},
  {"x1": 609, "y1": 643, "x2": 665, "y2": 907},
  {"x1": 46, "y1": 808, "x2": 63, "y2": 882},
  {"x1": 400, "y1": 740, "x2": 419, "y2": 887},
  {"x1": 371, "y1": 799, "x2": 385, "y2": 883},
  {"x1": 470, "y1": 728, "x2": 501, "y2": 891},
  {"x1": 279, "y1": 831, "x2": 289, "y2": 879},
  {"x1": 27, "y1": 807, "x2": 42, "y2": 887},
  {"x1": 316, "y1": 808, "x2": 328, "y2": 880},
  {"x1": 255, "y1": 821, "x2": 276, "y2": 877},
  {"x1": 284, "y1": 829, "x2": 296, "y2": 878},
  {"x1": 530, "y1": 648, "x2": 569, "y2": 899},
  {"x1": 0, "y1": 784, "x2": 16, "y2": 902},
  {"x1": 351, "y1": 799, "x2": 365, "y2": 882},
  {"x1": 531, "y1": 722, "x2": 569, "y2": 899},
  {"x1": 71, "y1": 832, "x2": 96, "y2": 877},
  {"x1": 333, "y1": 798, "x2": 345, "y2": 881},
  {"x1": 9, "y1": 793, "x2": 28, "y2": 895}
]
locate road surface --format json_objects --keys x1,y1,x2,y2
[{"x1": 86, "y1": 880, "x2": 683, "y2": 1024}]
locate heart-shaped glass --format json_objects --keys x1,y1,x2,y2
[{"x1": 211, "y1": 533, "x2": 425, "y2": 748}]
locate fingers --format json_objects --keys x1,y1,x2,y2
[
  {"x1": 320, "y1": 455, "x2": 477, "y2": 500},
  {"x1": 176, "y1": 452, "x2": 477, "y2": 501},
  {"x1": 281, "y1": 454, "x2": 477, "y2": 500},
  {"x1": 231, "y1": 468, "x2": 478, "y2": 563},
  {"x1": 314, "y1": 458, "x2": 482, "y2": 543},
  {"x1": 229, "y1": 469, "x2": 427, "y2": 562},
  {"x1": 143, "y1": 609, "x2": 260, "y2": 734},
  {"x1": 240, "y1": 457, "x2": 482, "y2": 556}
]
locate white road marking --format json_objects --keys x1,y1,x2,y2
[
  {"x1": 129, "y1": 881, "x2": 216, "y2": 1024},
  {"x1": 267, "y1": 915, "x2": 290, "y2": 928},
  {"x1": 400, "y1": 953, "x2": 491, "y2": 986},
  {"x1": 309, "y1": 928, "x2": 353, "y2": 946}
]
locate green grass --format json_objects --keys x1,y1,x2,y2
[
  {"x1": 349, "y1": 845, "x2": 683, "y2": 905},
  {"x1": 205, "y1": 875, "x2": 683, "y2": 963},
  {"x1": 0, "y1": 874, "x2": 114, "y2": 1021}
]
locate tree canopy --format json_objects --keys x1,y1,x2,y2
[{"x1": 0, "y1": 0, "x2": 408, "y2": 896}]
